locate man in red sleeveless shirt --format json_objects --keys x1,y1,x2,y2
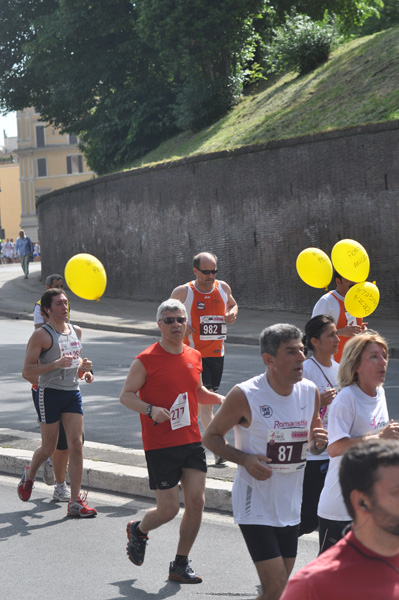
[
  {"x1": 171, "y1": 252, "x2": 238, "y2": 462},
  {"x1": 312, "y1": 270, "x2": 366, "y2": 362},
  {"x1": 120, "y1": 299, "x2": 223, "y2": 584}
]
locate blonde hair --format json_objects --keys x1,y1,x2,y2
[{"x1": 338, "y1": 331, "x2": 388, "y2": 389}]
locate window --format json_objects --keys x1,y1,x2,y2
[
  {"x1": 36, "y1": 125, "x2": 45, "y2": 147},
  {"x1": 69, "y1": 134, "x2": 78, "y2": 145},
  {"x1": 67, "y1": 154, "x2": 83, "y2": 174},
  {"x1": 37, "y1": 158, "x2": 47, "y2": 177}
]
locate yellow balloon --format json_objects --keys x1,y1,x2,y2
[
  {"x1": 331, "y1": 239, "x2": 370, "y2": 282},
  {"x1": 344, "y1": 281, "x2": 380, "y2": 318},
  {"x1": 64, "y1": 253, "x2": 107, "y2": 300},
  {"x1": 296, "y1": 248, "x2": 333, "y2": 288}
]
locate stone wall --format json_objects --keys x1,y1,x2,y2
[{"x1": 37, "y1": 121, "x2": 399, "y2": 317}]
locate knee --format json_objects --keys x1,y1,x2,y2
[
  {"x1": 67, "y1": 436, "x2": 83, "y2": 454},
  {"x1": 186, "y1": 492, "x2": 205, "y2": 514},
  {"x1": 162, "y1": 501, "x2": 180, "y2": 522}
]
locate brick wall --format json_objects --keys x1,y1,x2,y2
[{"x1": 37, "y1": 121, "x2": 399, "y2": 317}]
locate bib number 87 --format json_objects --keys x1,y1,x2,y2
[{"x1": 278, "y1": 445, "x2": 293, "y2": 462}]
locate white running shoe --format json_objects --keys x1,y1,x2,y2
[
  {"x1": 53, "y1": 482, "x2": 71, "y2": 502},
  {"x1": 43, "y1": 458, "x2": 55, "y2": 486}
]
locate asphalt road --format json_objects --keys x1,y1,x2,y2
[
  {"x1": 2, "y1": 317, "x2": 399, "y2": 450},
  {"x1": 1, "y1": 474, "x2": 319, "y2": 600}
]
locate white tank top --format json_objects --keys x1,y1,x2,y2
[{"x1": 232, "y1": 373, "x2": 316, "y2": 527}]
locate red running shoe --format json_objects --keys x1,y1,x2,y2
[
  {"x1": 18, "y1": 466, "x2": 34, "y2": 502},
  {"x1": 67, "y1": 492, "x2": 97, "y2": 518}
]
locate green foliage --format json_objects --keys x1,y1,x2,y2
[
  {"x1": 268, "y1": 14, "x2": 339, "y2": 75},
  {"x1": 351, "y1": 0, "x2": 399, "y2": 35},
  {"x1": 173, "y1": 75, "x2": 243, "y2": 131}
]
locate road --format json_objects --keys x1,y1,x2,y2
[
  {"x1": 1, "y1": 474, "x2": 319, "y2": 600},
  {"x1": 2, "y1": 318, "x2": 399, "y2": 449}
]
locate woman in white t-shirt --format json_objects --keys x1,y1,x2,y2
[
  {"x1": 299, "y1": 314, "x2": 339, "y2": 536},
  {"x1": 317, "y1": 331, "x2": 399, "y2": 553}
]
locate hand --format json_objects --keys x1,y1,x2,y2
[
  {"x1": 84, "y1": 372, "x2": 94, "y2": 383},
  {"x1": 320, "y1": 388, "x2": 336, "y2": 407},
  {"x1": 243, "y1": 454, "x2": 273, "y2": 481},
  {"x1": 225, "y1": 311, "x2": 237, "y2": 324},
  {"x1": 214, "y1": 394, "x2": 224, "y2": 406},
  {"x1": 80, "y1": 357, "x2": 93, "y2": 372},
  {"x1": 340, "y1": 324, "x2": 364, "y2": 337},
  {"x1": 313, "y1": 416, "x2": 328, "y2": 449},
  {"x1": 378, "y1": 420, "x2": 399, "y2": 440},
  {"x1": 57, "y1": 355, "x2": 73, "y2": 368},
  {"x1": 151, "y1": 406, "x2": 171, "y2": 424}
]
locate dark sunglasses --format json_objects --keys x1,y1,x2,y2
[
  {"x1": 197, "y1": 268, "x2": 218, "y2": 275},
  {"x1": 161, "y1": 316, "x2": 187, "y2": 324}
]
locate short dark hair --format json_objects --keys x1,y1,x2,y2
[
  {"x1": 339, "y1": 440, "x2": 399, "y2": 519},
  {"x1": 333, "y1": 269, "x2": 343, "y2": 282},
  {"x1": 303, "y1": 314, "x2": 335, "y2": 353},
  {"x1": 193, "y1": 252, "x2": 218, "y2": 270},
  {"x1": 41, "y1": 289, "x2": 68, "y2": 317},
  {"x1": 260, "y1": 323, "x2": 302, "y2": 356}
]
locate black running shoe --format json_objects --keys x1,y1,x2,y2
[
  {"x1": 126, "y1": 521, "x2": 148, "y2": 566},
  {"x1": 169, "y1": 558, "x2": 202, "y2": 584}
]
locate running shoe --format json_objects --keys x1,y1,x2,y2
[
  {"x1": 67, "y1": 492, "x2": 97, "y2": 518},
  {"x1": 214, "y1": 455, "x2": 227, "y2": 466},
  {"x1": 53, "y1": 482, "x2": 71, "y2": 502},
  {"x1": 43, "y1": 457, "x2": 55, "y2": 485},
  {"x1": 18, "y1": 465, "x2": 35, "y2": 502},
  {"x1": 126, "y1": 521, "x2": 148, "y2": 566},
  {"x1": 169, "y1": 558, "x2": 202, "y2": 584}
]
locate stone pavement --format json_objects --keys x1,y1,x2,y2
[{"x1": 1, "y1": 262, "x2": 398, "y2": 511}]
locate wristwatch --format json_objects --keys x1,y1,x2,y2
[{"x1": 145, "y1": 404, "x2": 153, "y2": 418}]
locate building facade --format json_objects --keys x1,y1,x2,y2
[{"x1": 16, "y1": 108, "x2": 94, "y2": 240}]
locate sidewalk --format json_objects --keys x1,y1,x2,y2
[{"x1": 1, "y1": 262, "x2": 398, "y2": 511}]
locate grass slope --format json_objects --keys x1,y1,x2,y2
[{"x1": 129, "y1": 26, "x2": 399, "y2": 169}]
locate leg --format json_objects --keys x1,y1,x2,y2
[
  {"x1": 140, "y1": 485, "x2": 180, "y2": 533},
  {"x1": 61, "y1": 412, "x2": 83, "y2": 502},
  {"x1": 53, "y1": 419, "x2": 69, "y2": 484},
  {"x1": 176, "y1": 468, "x2": 206, "y2": 556},
  {"x1": 254, "y1": 556, "x2": 291, "y2": 600},
  {"x1": 27, "y1": 421, "x2": 60, "y2": 479}
]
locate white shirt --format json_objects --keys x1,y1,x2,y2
[
  {"x1": 302, "y1": 357, "x2": 339, "y2": 461},
  {"x1": 318, "y1": 384, "x2": 389, "y2": 521},
  {"x1": 232, "y1": 373, "x2": 317, "y2": 527}
]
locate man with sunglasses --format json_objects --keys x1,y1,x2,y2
[
  {"x1": 120, "y1": 299, "x2": 223, "y2": 584},
  {"x1": 171, "y1": 252, "x2": 237, "y2": 462}
]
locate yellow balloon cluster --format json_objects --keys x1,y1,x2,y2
[
  {"x1": 296, "y1": 238, "x2": 380, "y2": 317},
  {"x1": 64, "y1": 253, "x2": 107, "y2": 301}
]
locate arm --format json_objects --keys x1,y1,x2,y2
[
  {"x1": 197, "y1": 374, "x2": 224, "y2": 405},
  {"x1": 220, "y1": 281, "x2": 238, "y2": 324},
  {"x1": 170, "y1": 284, "x2": 195, "y2": 335},
  {"x1": 202, "y1": 385, "x2": 273, "y2": 480},
  {"x1": 22, "y1": 328, "x2": 74, "y2": 383},
  {"x1": 33, "y1": 303, "x2": 45, "y2": 329},
  {"x1": 329, "y1": 420, "x2": 399, "y2": 458},
  {"x1": 73, "y1": 325, "x2": 93, "y2": 373},
  {"x1": 120, "y1": 358, "x2": 171, "y2": 423},
  {"x1": 309, "y1": 388, "x2": 329, "y2": 455}
]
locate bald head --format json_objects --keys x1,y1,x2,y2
[{"x1": 193, "y1": 252, "x2": 218, "y2": 270}]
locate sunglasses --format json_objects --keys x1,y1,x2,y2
[
  {"x1": 197, "y1": 268, "x2": 218, "y2": 275},
  {"x1": 160, "y1": 317, "x2": 187, "y2": 324}
]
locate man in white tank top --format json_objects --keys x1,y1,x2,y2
[{"x1": 203, "y1": 324, "x2": 328, "y2": 600}]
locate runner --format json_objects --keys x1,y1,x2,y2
[
  {"x1": 120, "y1": 299, "x2": 223, "y2": 583},
  {"x1": 203, "y1": 324, "x2": 328, "y2": 600},
  {"x1": 171, "y1": 251, "x2": 237, "y2": 463},
  {"x1": 19, "y1": 289, "x2": 96, "y2": 517}
]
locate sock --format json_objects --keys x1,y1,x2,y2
[{"x1": 175, "y1": 554, "x2": 188, "y2": 564}]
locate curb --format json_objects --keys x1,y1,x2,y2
[{"x1": 0, "y1": 448, "x2": 233, "y2": 513}]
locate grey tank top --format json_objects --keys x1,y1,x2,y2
[{"x1": 39, "y1": 323, "x2": 82, "y2": 391}]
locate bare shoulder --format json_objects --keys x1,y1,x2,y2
[
  {"x1": 219, "y1": 280, "x2": 232, "y2": 294},
  {"x1": 170, "y1": 283, "x2": 189, "y2": 302},
  {"x1": 72, "y1": 324, "x2": 82, "y2": 339}
]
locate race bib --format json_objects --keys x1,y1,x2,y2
[
  {"x1": 199, "y1": 315, "x2": 227, "y2": 340},
  {"x1": 59, "y1": 338, "x2": 82, "y2": 368},
  {"x1": 266, "y1": 428, "x2": 308, "y2": 473},
  {"x1": 170, "y1": 393, "x2": 191, "y2": 430}
]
